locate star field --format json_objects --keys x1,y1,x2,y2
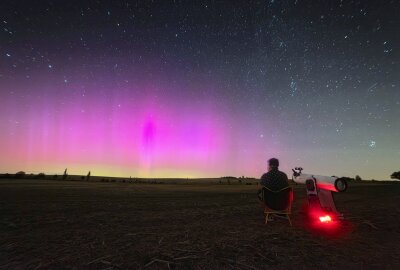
[{"x1": 0, "y1": 1, "x2": 399, "y2": 179}]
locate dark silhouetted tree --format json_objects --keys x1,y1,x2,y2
[
  {"x1": 391, "y1": 171, "x2": 400, "y2": 180},
  {"x1": 355, "y1": 175, "x2": 362, "y2": 181},
  {"x1": 86, "y1": 171, "x2": 91, "y2": 181},
  {"x1": 15, "y1": 171, "x2": 26, "y2": 178},
  {"x1": 63, "y1": 168, "x2": 68, "y2": 180}
]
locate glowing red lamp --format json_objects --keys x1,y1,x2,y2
[{"x1": 319, "y1": 215, "x2": 332, "y2": 223}]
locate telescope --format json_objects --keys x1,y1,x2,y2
[
  {"x1": 292, "y1": 167, "x2": 348, "y2": 222},
  {"x1": 292, "y1": 167, "x2": 348, "y2": 193}
]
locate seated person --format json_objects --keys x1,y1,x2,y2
[{"x1": 257, "y1": 158, "x2": 289, "y2": 203}]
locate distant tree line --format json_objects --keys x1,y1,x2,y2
[
  {"x1": 391, "y1": 171, "x2": 400, "y2": 180},
  {"x1": 3, "y1": 169, "x2": 399, "y2": 182}
]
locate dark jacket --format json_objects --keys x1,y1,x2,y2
[{"x1": 260, "y1": 168, "x2": 289, "y2": 191}]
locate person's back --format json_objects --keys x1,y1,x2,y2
[
  {"x1": 258, "y1": 158, "x2": 290, "y2": 215},
  {"x1": 259, "y1": 158, "x2": 289, "y2": 191},
  {"x1": 261, "y1": 168, "x2": 289, "y2": 191}
]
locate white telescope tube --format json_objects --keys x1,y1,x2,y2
[{"x1": 293, "y1": 173, "x2": 347, "y2": 192}]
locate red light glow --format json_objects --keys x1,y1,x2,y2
[{"x1": 319, "y1": 215, "x2": 332, "y2": 223}]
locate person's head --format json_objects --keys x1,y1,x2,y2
[{"x1": 268, "y1": 158, "x2": 279, "y2": 171}]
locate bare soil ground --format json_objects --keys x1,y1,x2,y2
[{"x1": 0, "y1": 179, "x2": 399, "y2": 269}]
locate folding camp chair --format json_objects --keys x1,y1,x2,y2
[{"x1": 261, "y1": 186, "x2": 294, "y2": 226}]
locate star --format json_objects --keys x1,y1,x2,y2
[{"x1": 368, "y1": 140, "x2": 376, "y2": 148}]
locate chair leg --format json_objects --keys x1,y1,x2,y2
[
  {"x1": 265, "y1": 213, "x2": 269, "y2": 224},
  {"x1": 287, "y1": 214, "x2": 292, "y2": 226}
]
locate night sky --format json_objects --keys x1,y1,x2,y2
[{"x1": 1, "y1": 1, "x2": 399, "y2": 179}]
